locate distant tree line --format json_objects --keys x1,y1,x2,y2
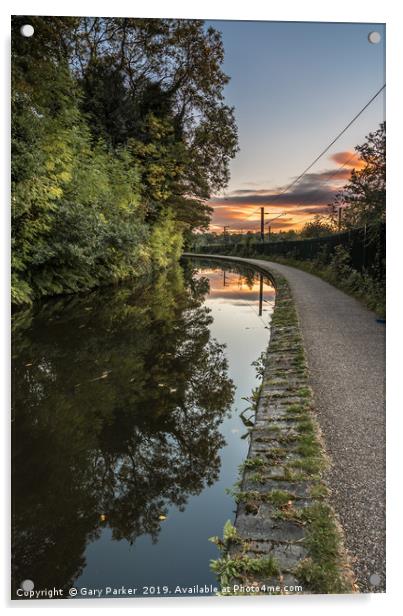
[{"x1": 11, "y1": 16, "x2": 239, "y2": 305}]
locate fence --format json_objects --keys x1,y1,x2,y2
[{"x1": 194, "y1": 224, "x2": 385, "y2": 274}]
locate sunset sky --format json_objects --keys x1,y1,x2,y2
[{"x1": 205, "y1": 20, "x2": 386, "y2": 233}]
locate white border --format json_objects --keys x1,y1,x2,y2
[{"x1": 2, "y1": 1, "x2": 402, "y2": 615}]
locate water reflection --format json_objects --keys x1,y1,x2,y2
[
  {"x1": 12, "y1": 260, "x2": 275, "y2": 598},
  {"x1": 12, "y1": 265, "x2": 235, "y2": 594},
  {"x1": 190, "y1": 259, "x2": 275, "y2": 319}
]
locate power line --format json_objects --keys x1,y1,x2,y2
[
  {"x1": 245, "y1": 207, "x2": 261, "y2": 220},
  {"x1": 227, "y1": 152, "x2": 355, "y2": 231},
  {"x1": 229, "y1": 147, "x2": 367, "y2": 229},
  {"x1": 213, "y1": 84, "x2": 385, "y2": 234},
  {"x1": 241, "y1": 147, "x2": 363, "y2": 232},
  {"x1": 263, "y1": 84, "x2": 385, "y2": 206},
  {"x1": 292, "y1": 150, "x2": 360, "y2": 211}
]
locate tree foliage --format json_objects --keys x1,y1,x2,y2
[
  {"x1": 331, "y1": 122, "x2": 386, "y2": 231},
  {"x1": 300, "y1": 215, "x2": 336, "y2": 239},
  {"x1": 11, "y1": 16, "x2": 238, "y2": 305}
]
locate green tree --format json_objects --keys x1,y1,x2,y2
[
  {"x1": 11, "y1": 17, "x2": 239, "y2": 306},
  {"x1": 11, "y1": 34, "x2": 148, "y2": 303},
  {"x1": 301, "y1": 215, "x2": 336, "y2": 238},
  {"x1": 331, "y1": 122, "x2": 386, "y2": 231},
  {"x1": 72, "y1": 18, "x2": 239, "y2": 221}
]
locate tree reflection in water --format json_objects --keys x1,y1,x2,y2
[{"x1": 12, "y1": 264, "x2": 235, "y2": 593}]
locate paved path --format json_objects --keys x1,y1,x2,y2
[{"x1": 186, "y1": 254, "x2": 386, "y2": 592}]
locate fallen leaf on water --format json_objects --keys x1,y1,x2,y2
[
  {"x1": 158, "y1": 515, "x2": 167, "y2": 521},
  {"x1": 25, "y1": 363, "x2": 33, "y2": 367},
  {"x1": 89, "y1": 371, "x2": 111, "y2": 382}
]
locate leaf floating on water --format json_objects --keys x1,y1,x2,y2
[
  {"x1": 158, "y1": 514, "x2": 167, "y2": 521},
  {"x1": 89, "y1": 370, "x2": 111, "y2": 382},
  {"x1": 157, "y1": 383, "x2": 165, "y2": 388},
  {"x1": 25, "y1": 363, "x2": 33, "y2": 367},
  {"x1": 169, "y1": 388, "x2": 177, "y2": 393}
]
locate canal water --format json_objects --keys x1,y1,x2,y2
[{"x1": 12, "y1": 258, "x2": 275, "y2": 599}]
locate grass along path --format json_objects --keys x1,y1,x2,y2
[{"x1": 209, "y1": 271, "x2": 355, "y2": 595}]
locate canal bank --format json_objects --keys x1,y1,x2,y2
[{"x1": 184, "y1": 253, "x2": 385, "y2": 594}]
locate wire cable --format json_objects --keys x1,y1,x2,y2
[
  {"x1": 213, "y1": 85, "x2": 385, "y2": 234},
  {"x1": 263, "y1": 84, "x2": 385, "y2": 206}
]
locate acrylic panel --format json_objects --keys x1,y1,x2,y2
[{"x1": 11, "y1": 16, "x2": 386, "y2": 600}]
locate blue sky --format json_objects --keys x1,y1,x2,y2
[{"x1": 205, "y1": 20, "x2": 386, "y2": 231}]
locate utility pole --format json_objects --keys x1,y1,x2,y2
[
  {"x1": 260, "y1": 207, "x2": 265, "y2": 241},
  {"x1": 223, "y1": 226, "x2": 229, "y2": 244},
  {"x1": 331, "y1": 204, "x2": 342, "y2": 231},
  {"x1": 264, "y1": 212, "x2": 286, "y2": 241},
  {"x1": 258, "y1": 273, "x2": 264, "y2": 316}
]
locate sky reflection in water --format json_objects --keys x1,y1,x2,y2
[{"x1": 12, "y1": 258, "x2": 275, "y2": 598}]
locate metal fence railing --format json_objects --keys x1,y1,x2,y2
[{"x1": 193, "y1": 224, "x2": 385, "y2": 274}]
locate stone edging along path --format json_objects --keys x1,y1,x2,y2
[{"x1": 184, "y1": 256, "x2": 356, "y2": 595}]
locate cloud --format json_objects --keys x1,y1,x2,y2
[
  {"x1": 208, "y1": 150, "x2": 362, "y2": 231},
  {"x1": 330, "y1": 150, "x2": 364, "y2": 168}
]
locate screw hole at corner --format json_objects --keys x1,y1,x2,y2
[
  {"x1": 20, "y1": 24, "x2": 34, "y2": 38},
  {"x1": 368, "y1": 31, "x2": 381, "y2": 44}
]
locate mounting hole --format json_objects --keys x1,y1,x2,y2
[
  {"x1": 20, "y1": 24, "x2": 34, "y2": 38},
  {"x1": 369, "y1": 573, "x2": 381, "y2": 586},
  {"x1": 368, "y1": 31, "x2": 381, "y2": 44},
  {"x1": 20, "y1": 579, "x2": 35, "y2": 592}
]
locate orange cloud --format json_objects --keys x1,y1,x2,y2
[
  {"x1": 330, "y1": 150, "x2": 365, "y2": 169},
  {"x1": 207, "y1": 150, "x2": 364, "y2": 233},
  {"x1": 209, "y1": 200, "x2": 329, "y2": 233}
]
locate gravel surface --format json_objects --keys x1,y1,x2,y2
[{"x1": 187, "y1": 254, "x2": 386, "y2": 592}]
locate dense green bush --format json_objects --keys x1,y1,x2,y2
[{"x1": 11, "y1": 17, "x2": 238, "y2": 306}]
